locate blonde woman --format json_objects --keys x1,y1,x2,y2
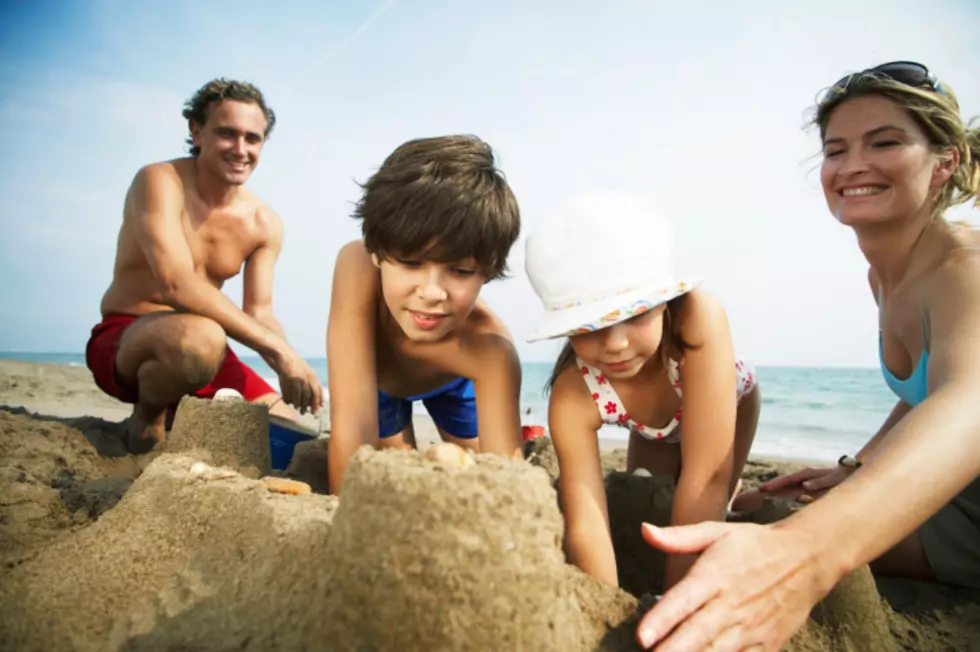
[{"x1": 637, "y1": 62, "x2": 980, "y2": 651}]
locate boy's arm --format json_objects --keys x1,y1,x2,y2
[
  {"x1": 327, "y1": 241, "x2": 381, "y2": 495},
  {"x1": 467, "y1": 335, "x2": 523, "y2": 459},
  {"x1": 550, "y1": 367, "x2": 618, "y2": 585},
  {"x1": 669, "y1": 291, "x2": 738, "y2": 589}
]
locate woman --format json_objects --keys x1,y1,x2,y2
[{"x1": 635, "y1": 61, "x2": 980, "y2": 651}]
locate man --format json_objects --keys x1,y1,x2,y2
[{"x1": 85, "y1": 78, "x2": 322, "y2": 454}]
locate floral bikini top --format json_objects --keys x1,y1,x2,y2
[{"x1": 576, "y1": 354, "x2": 757, "y2": 444}]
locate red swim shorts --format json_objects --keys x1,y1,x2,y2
[{"x1": 85, "y1": 313, "x2": 277, "y2": 404}]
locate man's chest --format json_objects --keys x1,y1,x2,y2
[{"x1": 182, "y1": 212, "x2": 261, "y2": 282}]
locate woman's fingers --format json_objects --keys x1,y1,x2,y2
[{"x1": 759, "y1": 467, "x2": 832, "y2": 492}]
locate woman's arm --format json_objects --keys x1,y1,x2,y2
[
  {"x1": 668, "y1": 291, "x2": 739, "y2": 588},
  {"x1": 857, "y1": 399, "x2": 911, "y2": 461},
  {"x1": 755, "y1": 399, "x2": 910, "y2": 498},
  {"x1": 549, "y1": 366, "x2": 617, "y2": 585},
  {"x1": 636, "y1": 257, "x2": 980, "y2": 651},
  {"x1": 800, "y1": 256, "x2": 980, "y2": 572}
]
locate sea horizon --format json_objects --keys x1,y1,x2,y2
[{"x1": 0, "y1": 351, "x2": 896, "y2": 464}]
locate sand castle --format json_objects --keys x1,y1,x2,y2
[
  {"x1": 1, "y1": 396, "x2": 977, "y2": 651},
  {"x1": 167, "y1": 394, "x2": 273, "y2": 477}
]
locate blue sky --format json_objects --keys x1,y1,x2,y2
[{"x1": 0, "y1": 0, "x2": 977, "y2": 366}]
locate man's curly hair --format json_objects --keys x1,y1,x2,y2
[{"x1": 182, "y1": 78, "x2": 276, "y2": 156}]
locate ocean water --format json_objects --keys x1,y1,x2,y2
[{"x1": 2, "y1": 351, "x2": 898, "y2": 464}]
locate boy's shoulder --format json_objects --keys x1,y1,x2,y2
[
  {"x1": 452, "y1": 299, "x2": 520, "y2": 370},
  {"x1": 333, "y1": 239, "x2": 380, "y2": 287}
]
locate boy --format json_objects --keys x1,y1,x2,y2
[{"x1": 326, "y1": 135, "x2": 523, "y2": 494}]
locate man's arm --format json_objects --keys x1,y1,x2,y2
[
  {"x1": 242, "y1": 207, "x2": 287, "y2": 340},
  {"x1": 129, "y1": 165, "x2": 321, "y2": 413},
  {"x1": 327, "y1": 241, "x2": 382, "y2": 495},
  {"x1": 129, "y1": 165, "x2": 289, "y2": 363}
]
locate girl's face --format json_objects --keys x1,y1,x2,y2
[
  {"x1": 819, "y1": 94, "x2": 954, "y2": 227},
  {"x1": 568, "y1": 306, "x2": 666, "y2": 380}
]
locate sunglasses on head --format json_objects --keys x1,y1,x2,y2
[{"x1": 826, "y1": 61, "x2": 945, "y2": 100}]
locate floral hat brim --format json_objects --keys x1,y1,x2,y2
[{"x1": 527, "y1": 278, "x2": 702, "y2": 342}]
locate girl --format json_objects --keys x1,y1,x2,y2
[{"x1": 524, "y1": 192, "x2": 761, "y2": 590}]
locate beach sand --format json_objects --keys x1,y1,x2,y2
[{"x1": 0, "y1": 358, "x2": 978, "y2": 651}]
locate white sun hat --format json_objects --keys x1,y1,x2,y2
[{"x1": 525, "y1": 192, "x2": 701, "y2": 342}]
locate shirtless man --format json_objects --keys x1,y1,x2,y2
[{"x1": 85, "y1": 78, "x2": 322, "y2": 453}]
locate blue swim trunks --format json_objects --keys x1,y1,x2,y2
[{"x1": 378, "y1": 377, "x2": 478, "y2": 439}]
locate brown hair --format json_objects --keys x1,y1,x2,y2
[
  {"x1": 182, "y1": 78, "x2": 276, "y2": 157},
  {"x1": 544, "y1": 295, "x2": 695, "y2": 395},
  {"x1": 353, "y1": 134, "x2": 521, "y2": 280},
  {"x1": 813, "y1": 71, "x2": 980, "y2": 216}
]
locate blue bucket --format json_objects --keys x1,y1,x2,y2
[{"x1": 268, "y1": 416, "x2": 317, "y2": 470}]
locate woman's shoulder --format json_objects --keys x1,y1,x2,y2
[{"x1": 919, "y1": 232, "x2": 980, "y2": 308}]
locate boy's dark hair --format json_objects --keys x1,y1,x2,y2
[
  {"x1": 181, "y1": 78, "x2": 276, "y2": 157},
  {"x1": 353, "y1": 135, "x2": 521, "y2": 280}
]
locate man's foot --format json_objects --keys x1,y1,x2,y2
[{"x1": 126, "y1": 406, "x2": 167, "y2": 454}]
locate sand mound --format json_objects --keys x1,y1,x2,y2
[
  {"x1": 0, "y1": 453, "x2": 339, "y2": 652},
  {"x1": 167, "y1": 396, "x2": 271, "y2": 478},
  {"x1": 318, "y1": 446, "x2": 642, "y2": 650},
  {"x1": 524, "y1": 434, "x2": 561, "y2": 481},
  {"x1": 605, "y1": 470, "x2": 676, "y2": 597},
  {"x1": 3, "y1": 395, "x2": 979, "y2": 652},
  {"x1": 0, "y1": 408, "x2": 142, "y2": 570},
  {"x1": 282, "y1": 436, "x2": 330, "y2": 494}
]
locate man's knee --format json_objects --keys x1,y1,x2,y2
[{"x1": 158, "y1": 316, "x2": 228, "y2": 384}]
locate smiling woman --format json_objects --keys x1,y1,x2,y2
[{"x1": 633, "y1": 62, "x2": 980, "y2": 652}]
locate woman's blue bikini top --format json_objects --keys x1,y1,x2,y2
[{"x1": 879, "y1": 311, "x2": 928, "y2": 408}]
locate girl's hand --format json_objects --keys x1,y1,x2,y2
[{"x1": 636, "y1": 521, "x2": 837, "y2": 651}]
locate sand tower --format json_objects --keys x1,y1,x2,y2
[
  {"x1": 167, "y1": 396, "x2": 271, "y2": 478},
  {"x1": 317, "y1": 445, "x2": 639, "y2": 650}
]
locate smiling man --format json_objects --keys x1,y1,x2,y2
[{"x1": 85, "y1": 78, "x2": 322, "y2": 454}]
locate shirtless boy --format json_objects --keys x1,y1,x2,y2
[
  {"x1": 86, "y1": 78, "x2": 322, "y2": 453},
  {"x1": 326, "y1": 135, "x2": 524, "y2": 494}
]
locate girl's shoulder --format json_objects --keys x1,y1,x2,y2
[
  {"x1": 671, "y1": 288, "x2": 731, "y2": 351},
  {"x1": 548, "y1": 357, "x2": 603, "y2": 428},
  {"x1": 551, "y1": 358, "x2": 593, "y2": 403}
]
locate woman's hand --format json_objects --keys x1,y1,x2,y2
[
  {"x1": 636, "y1": 521, "x2": 838, "y2": 651},
  {"x1": 730, "y1": 466, "x2": 855, "y2": 511},
  {"x1": 762, "y1": 466, "x2": 853, "y2": 499}
]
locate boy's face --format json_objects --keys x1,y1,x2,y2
[{"x1": 373, "y1": 253, "x2": 486, "y2": 342}]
